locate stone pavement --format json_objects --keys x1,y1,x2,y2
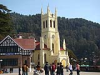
[{"x1": 0, "y1": 69, "x2": 100, "y2": 75}]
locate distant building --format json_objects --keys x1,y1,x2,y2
[
  {"x1": 33, "y1": 6, "x2": 70, "y2": 67},
  {"x1": 0, "y1": 35, "x2": 35, "y2": 72}
]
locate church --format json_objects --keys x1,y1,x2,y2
[{"x1": 33, "y1": 6, "x2": 70, "y2": 67}]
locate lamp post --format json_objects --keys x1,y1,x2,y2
[
  {"x1": 80, "y1": 58, "x2": 83, "y2": 65},
  {"x1": 0, "y1": 59, "x2": 3, "y2": 70}
]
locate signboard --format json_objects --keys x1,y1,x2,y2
[{"x1": 5, "y1": 53, "x2": 15, "y2": 55}]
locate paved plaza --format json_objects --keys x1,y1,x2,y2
[{"x1": 0, "y1": 69, "x2": 100, "y2": 75}]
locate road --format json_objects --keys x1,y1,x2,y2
[{"x1": 0, "y1": 69, "x2": 100, "y2": 75}]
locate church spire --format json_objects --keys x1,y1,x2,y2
[
  {"x1": 63, "y1": 39, "x2": 66, "y2": 50},
  {"x1": 41, "y1": 7, "x2": 43, "y2": 15},
  {"x1": 47, "y1": 4, "x2": 49, "y2": 15},
  {"x1": 55, "y1": 7, "x2": 57, "y2": 17}
]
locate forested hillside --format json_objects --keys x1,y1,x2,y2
[{"x1": 10, "y1": 13, "x2": 100, "y2": 65}]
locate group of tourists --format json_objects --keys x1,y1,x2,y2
[
  {"x1": 44, "y1": 62, "x2": 80, "y2": 75},
  {"x1": 67, "y1": 62, "x2": 80, "y2": 75},
  {"x1": 22, "y1": 62, "x2": 80, "y2": 75},
  {"x1": 44, "y1": 62, "x2": 64, "y2": 75}
]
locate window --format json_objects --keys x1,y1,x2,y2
[
  {"x1": 1, "y1": 59, "x2": 18, "y2": 66},
  {"x1": 43, "y1": 21, "x2": 45, "y2": 28},
  {"x1": 0, "y1": 46, "x2": 18, "y2": 53},
  {"x1": 53, "y1": 21, "x2": 55, "y2": 28},
  {"x1": 44, "y1": 35, "x2": 46, "y2": 39},
  {"x1": 52, "y1": 35, "x2": 55, "y2": 39},
  {"x1": 52, "y1": 43, "x2": 54, "y2": 53},
  {"x1": 44, "y1": 54, "x2": 46, "y2": 63},
  {"x1": 38, "y1": 54, "x2": 40, "y2": 60},
  {"x1": 46, "y1": 20, "x2": 47, "y2": 28},
  {"x1": 50, "y1": 20, "x2": 52, "y2": 27}
]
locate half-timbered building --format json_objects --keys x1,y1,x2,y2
[{"x1": 0, "y1": 35, "x2": 35, "y2": 72}]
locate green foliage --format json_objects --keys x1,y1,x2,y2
[
  {"x1": 58, "y1": 17, "x2": 100, "y2": 61},
  {"x1": 10, "y1": 13, "x2": 41, "y2": 40},
  {"x1": 68, "y1": 49, "x2": 77, "y2": 60},
  {"x1": 10, "y1": 13, "x2": 100, "y2": 64},
  {"x1": 0, "y1": 4, "x2": 12, "y2": 40}
]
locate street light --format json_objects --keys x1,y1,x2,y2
[
  {"x1": 0, "y1": 59, "x2": 3, "y2": 70},
  {"x1": 0, "y1": 60, "x2": 2, "y2": 62}
]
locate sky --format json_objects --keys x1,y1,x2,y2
[{"x1": 0, "y1": 0, "x2": 100, "y2": 23}]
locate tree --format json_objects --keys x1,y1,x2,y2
[
  {"x1": 0, "y1": 4, "x2": 12, "y2": 40},
  {"x1": 68, "y1": 49, "x2": 77, "y2": 65},
  {"x1": 68, "y1": 49, "x2": 77, "y2": 60}
]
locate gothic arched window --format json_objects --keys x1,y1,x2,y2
[
  {"x1": 44, "y1": 54, "x2": 46, "y2": 63},
  {"x1": 46, "y1": 20, "x2": 47, "y2": 28},
  {"x1": 38, "y1": 54, "x2": 40, "y2": 60},
  {"x1": 43, "y1": 21, "x2": 45, "y2": 28},
  {"x1": 50, "y1": 20, "x2": 52, "y2": 27},
  {"x1": 52, "y1": 43, "x2": 54, "y2": 53},
  {"x1": 53, "y1": 21, "x2": 55, "y2": 28}
]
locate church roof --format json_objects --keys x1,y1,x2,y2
[
  {"x1": 35, "y1": 42, "x2": 40, "y2": 50},
  {"x1": 14, "y1": 38, "x2": 35, "y2": 50},
  {"x1": 60, "y1": 47, "x2": 64, "y2": 50},
  {"x1": 35, "y1": 42, "x2": 50, "y2": 50}
]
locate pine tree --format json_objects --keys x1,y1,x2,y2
[{"x1": 0, "y1": 4, "x2": 12, "y2": 40}]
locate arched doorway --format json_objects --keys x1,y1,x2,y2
[{"x1": 61, "y1": 59, "x2": 66, "y2": 67}]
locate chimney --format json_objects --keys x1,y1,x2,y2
[{"x1": 19, "y1": 36, "x2": 22, "y2": 39}]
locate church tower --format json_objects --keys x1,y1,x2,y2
[
  {"x1": 41, "y1": 6, "x2": 60, "y2": 55},
  {"x1": 37, "y1": 6, "x2": 70, "y2": 67}
]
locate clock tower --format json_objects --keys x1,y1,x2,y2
[{"x1": 41, "y1": 6, "x2": 60, "y2": 54}]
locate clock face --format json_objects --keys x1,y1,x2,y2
[
  {"x1": 52, "y1": 35, "x2": 55, "y2": 39},
  {"x1": 44, "y1": 35, "x2": 46, "y2": 39}
]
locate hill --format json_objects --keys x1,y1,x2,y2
[{"x1": 10, "y1": 13, "x2": 100, "y2": 65}]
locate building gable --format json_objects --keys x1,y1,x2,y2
[
  {"x1": 0, "y1": 35, "x2": 17, "y2": 46},
  {"x1": 0, "y1": 35, "x2": 23, "y2": 49}
]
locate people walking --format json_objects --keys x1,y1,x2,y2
[
  {"x1": 51, "y1": 63, "x2": 56, "y2": 75},
  {"x1": 49, "y1": 64, "x2": 52, "y2": 75},
  {"x1": 44, "y1": 62, "x2": 50, "y2": 75},
  {"x1": 22, "y1": 64, "x2": 28, "y2": 75},
  {"x1": 36, "y1": 64, "x2": 41, "y2": 71},
  {"x1": 69, "y1": 63, "x2": 73, "y2": 75},
  {"x1": 34, "y1": 64, "x2": 42, "y2": 75},
  {"x1": 60, "y1": 62, "x2": 63, "y2": 75},
  {"x1": 66, "y1": 65, "x2": 69, "y2": 72},
  {"x1": 56, "y1": 63, "x2": 60, "y2": 75},
  {"x1": 76, "y1": 62, "x2": 80, "y2": 75}
]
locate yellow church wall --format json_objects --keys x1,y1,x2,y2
[
  {"x1": 33, "y1": 50, "x2": 40, "y2": 65},
  {"x1": 41, "y1": 14, "x2": 57, "y2": 33},
  {"x1": 42, "y1": 50, "x2": 59, "y2": 66},
  {"x1": 41, "y1": 25, "x2": 56, "y2": 33},
  {"x1": 50, "y1": 56, "x2": 58, "y2": 64},
  {"x1": 60, "y1": 51, "x2": 66, "y2": 55}
]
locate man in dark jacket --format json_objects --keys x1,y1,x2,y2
[
  {"x1": 60, "y1": 62, "x2": 63, "y2": 75},
  {"x1": 56, "y1": 63, "x2": 60, "y2": 75},
  {"x1": 44, "y1": 62, "x2": 50, "y2": 75}
]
